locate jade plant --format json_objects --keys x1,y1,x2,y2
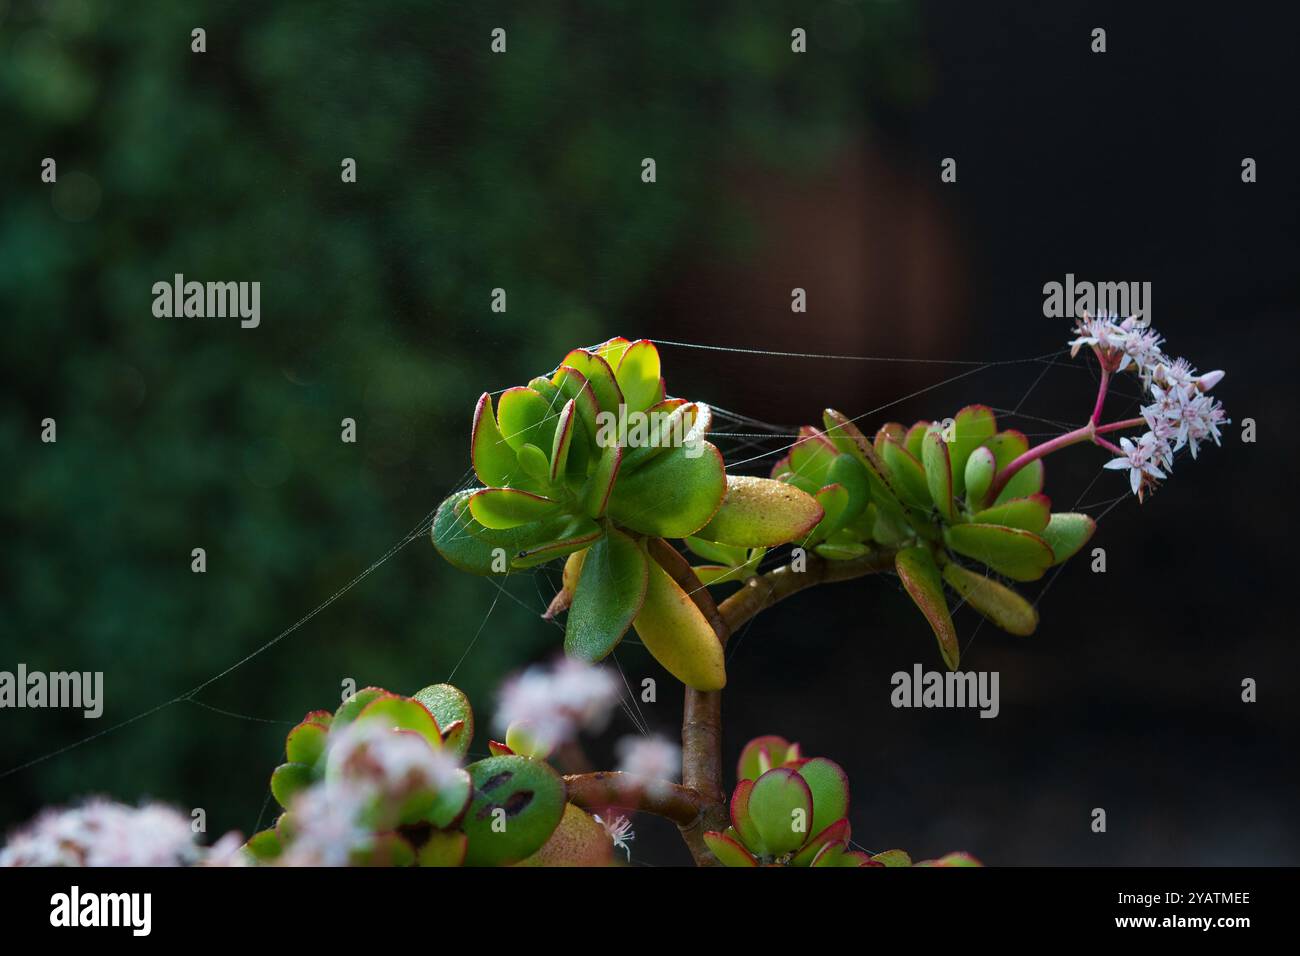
[{"x1": 1, "y1": 318, "x2": 1227, "y2": 867}]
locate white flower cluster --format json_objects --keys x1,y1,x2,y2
[
  {"x1": 0, "y1": 798, "x2": 241, "y2": 867},
  {"x1": 616, "y1": 733, "x2": 682, "y2": 800},
  {"x1": 282, "y1": 718, "x2": 465, "y2": 867},
  {"x1": 1070, "y1": 314, "x2": 1228, "y2": 499},
  {"x1": 493, "y1": 658, "x2": 621, "y2": 750}
]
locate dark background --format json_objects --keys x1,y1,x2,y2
[{"x1": 2, "y1": 0, "x2": 1295, "y2": 865}]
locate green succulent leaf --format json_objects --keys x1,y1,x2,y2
[
  {"x1": 944, "y1": 523, "x2": 1055, "y2": 582},
  {"x1": 614, "y1": 339, "x2": 663, "y2": 413},
  {"x1": 468, "y1": 488, "x2": 563, "y2": 530},
  {"x1": 792, "y1": 818, "x2": 851, "y2": 867},
  {"x1": 593, "y1": 336, "x2": 632, "y2": 371},
  {"x1": 940, "y1": 562, "x2": 1039, "y2": 636},
  {"x1": 871, "y1": 849, "x2": 913, "y2": 867},
  {"x1": 796, "y1": 757, "x2": 850, "y2": 838},
  {"x1": 412, "y1": 683, "x2": 475, "y2": 758},
  {"x1": 986, "y1": 431, "x2": 1045, "y2": 505},
  {"x1": 243, "y1": 828, "x2": 283, "y2": 863},
  {"x1": 748, "y1": 768, "x2": 814, "y2": 856},
  {"x1": 821, "y1": 409, "x2": 909, "y2": 517},
  {"x1": 684, "y1": 535, "x2": 748, "y2": 567},
  {"x1": 510, "y1": 517, "x2": 603, "y2": 568},
  {"x1": 922, "y1": 430, "x2": 958, "y2": 522},
  {"x1": 496, "y1": 386, "x2": 556, "y2": 452},
  {"x1": 882, "y1": 438, "x2": 933, "y2": 511},
  {"x1": 728, "y1": 779, "x2": 768, "y2": 856},
  {"x1": 470, "y1": 393, "x2": 519, "y2": 488},
  {"x1": 903, "y1": 421, "x2": 929, "y2": 460},
  {"x1": 737, "y1": 735, "x2": 797, "y2": 782},
  {"x1": 895, "y1": 546, "x2": 959, "y2": 670},
  {"x1": 580, "y1": 442, "x2": 623, "y2": 519},
  {"x1": 550, "y1": 399, "x2": 579, "y2": 481},
  {"x1": 559, "y1": 348, "x2": 624, "y2": 413},
  {"x1": 432, "y1": 489, "x2": 590, "y2": 575},
  {"x1": 948, "y1": 405, "x2": 998, "y2": 497},
  {"x1": 354, "y1": 695, "x2": 443, "y2": 751},
  {"x1": 552, "y1": 366, "x2": 601, "y2": 443},
  {"x1": 1039, "y1": 512, "x2": 1097, "y2": 564},
  {"x1": 270, "y1": 762, "x2": 313, "y2": 809},
  {"x1": 787, "y1": 427, "x2": 839, "y2": 489},
  {"x1": 606, "y1": 441, "x2": 726, "y2": 539},
  {"x1": 703, "y1": 830, "x2": 759, "y2": 867},
  {"x1": 564, "y1": 527, "x2": 649, "y2": 662},
  {"x1": 695, "y1": 475, "x2": 824, "y2": 548},
  {"x1": 971, "y1": 494, "x2": 1051, "y2": 533},
  {"x1": 810, "y1": 482, "x2": 850, "y2": 542},
  {"x1": 632, "y1": 551, "x2": 726, "y2": 691},
  {"x1": 963, "y1": 445, "x2": 996, "y2": 505},
  {"x1": 333, "y1": 687, "x2": 387, "y2": 727},
  {"x1": 285, "y1": 720, "x2": 328, "y2": 767},
  {"x1": 461, "y1": 755, "x2": 566, "y2": 867}
]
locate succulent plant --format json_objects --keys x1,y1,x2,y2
[
  {"x1": 766, "y1": 406, "x2": 1096, "y2": 670},
  {"x1": 703, "y1": 735, "x2": 970, "y2": 868},
  {"x1": 245, "y1": 683, "x2": 586, "y2": 867},
  {"x1": 432, "y1": 338, "x2": 824, "y2": 691}
]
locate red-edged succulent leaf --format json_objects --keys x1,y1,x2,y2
[
  {"x1": 496, "y1": 386, "x2": 556, "y2": 453},
  {"x1": 333, "y1": 687, "x2": 388, "y2": 727},
  {"x1": 871, "y1": 849, "x2": 913, "y2": 867},
  {"x1": 882, "y1": 438, "x2": 932, "y2": 510},
  {"x1": 748, "y1": 768, "x2": 814, "y2": 856},
  {"x1": 606, "y1": 441, "x2": 726, "y2": 539},
  {"x1": 737, "y1": 735, "x2": 799, "y2": 781},
  {"x1": 811, "y1": 483, "x2": 850, "y2": 542},
  {"x1": 695, "y1": 475, "x2": 824, "y2": 548},
  {"x1": 285, "y1": 720, "x2": 328, "y2": 767},
  {"x1": 895, "y1": 546, "x2": 959, "y2": 670},
  {"x1": 468, "y1": 488, "x2": 563, "y2": 530},
  {"x1": 903, "y1": 421, "x2": 929, "y2": 460},
  {"x1": 796, "y1": 757, "x2": 850, "y2": 837},
  {"x1": 550, "y1": 398, "x2": 578, "y2": 481},
  {"x1": 791, "y1": 818, "x2": 851, "y2": 866},
  {"x1": 593, "y1": 336, "x2": 632, "y2": 371},
  {"x1": 944, "y1": 523, "x2": 1055, "y2": 582},
  {"x1": 461, "y1": 755, "x2": 566, "y2": 867},
  {"x1": 614, "y1": 339, "x2": 663, "y2": 413},
  {"x1": 788, "y1": 426, "x2": 839, "y2": 489},
  {"x1": 355, "y1": 695, "x2": 443, "y2": 751},
  {"x1": 581, "y1": 442, "x2": 622, "y2": 518},
  {"x1": 703, "y1": 830, "x2": 759, "y2": 867},
  {"x1": 564, "y1": 527, "x2": 649, "y2": 662},
  {"x1": 620, "y1": 400, "x2": 700, "y2": 471},
  {"x1": 728, "y1": 778, "x2": 768, "y2": 855},
  {"x1": 510, "y1": 517, "x2": 604, "y2": 569},
  {"x1": 948, "y1": 405, "x2": 998, "y2": 497},
  {"x1": 684, "y1": 535, "x2": 747, "y2": 567},
  {"x1": 916, "y1": 851, "x2": 983, "y2": 867},
  {"x1": 1040, "y1": 512, "x2": 1096, "y2": 564},
  {"x1": 560, "y1": 348, "x2": 624, "y2": 414},
  {"x1": 971, "y1": 494, "x2": 1051, "y2": 533},
  {"x1": 822, "y1": 409, "x2": 909, "y2": 517},
  {"x1": 631, "y1": 550, "x2": 726, "y2": 691},
  {"x1": 941, "y1": 562, "x2": 1039, "y2": 636},
  {"x1": 488, "y1": 739, "x2": 514, "y2": 756},
  {"x1": 471, "y1": 393, "x2": 517, "y2": 488},
  {"x1": 922, "y1": 430, "x2": 958, "y2": 522},
  {"x1": 412, "y1": 683, "x2": 475, "y2": 758},
  {"x1": 552, "y1": 366, "x2": 602, "y2": 443},
  {"x1": 301, "y1": 709, "x2": 332, "y2": 729}
]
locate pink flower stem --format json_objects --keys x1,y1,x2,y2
[{"x1": 1090, "y1": 366, "x2": 1111, "y2": 424}]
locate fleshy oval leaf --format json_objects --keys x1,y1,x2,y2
[
  {"x1": 941, "y1": 562, "x2": 1039, "y2": 636},
  {"x1": 695, "y1": 475, "x2": 824, "y2": 548},
  {"x1": 944, "y1": 523, "x2": 1055, "y2": 582},
  {"x1": 1040, "y1": 512, "x2": 1097, "y2": 565},
  {"x1": 631, "y1": 551, "x2": 726, "y2": 691},
  {"x1": 895, "y1": 546, "x2": 959, "y2": 671},
  {"x1": 564, "y1": 527, "x2": 649, "y2": 662}
]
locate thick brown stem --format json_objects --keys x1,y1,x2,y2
[
  {"x1": 647, "y1": 539, "x2": 897, "y2": 865},
  {"x1": 563, "y1": 772, "x2": 703, "y2": 827}
]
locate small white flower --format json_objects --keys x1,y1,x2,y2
[
  {"x1": 1067, "y1": 313, "x2": 1127, "y2": 358},
  {"x1": 0, "y1": 799, "x2": 233, "y2": 867},
  {"x1": 280, "y1": 782, "x2": 374, "y2": 867},
  {"x1": 594, "y1": 814, "x2": 634, "y2": 862},
  {"x1": 1103, "y1": 433, "x2": 1167, "y2": 499},
  {"x1": 494, "y1": 658, "x2": 622, "y2": 750}
]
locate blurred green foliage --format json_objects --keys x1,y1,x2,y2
[{"x1": 0, "y1": 0, "x2": 919, "y2": 838}]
